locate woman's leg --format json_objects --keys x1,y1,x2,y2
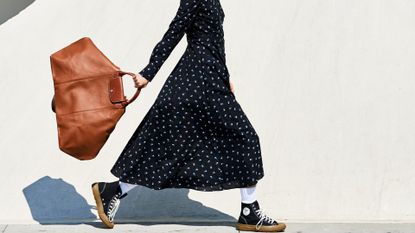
[
  {"x1": 240, "y1": 184, "x2": 257, "y2": 204},
  {"x1": 91, "y1": 180, "x2": 139, "y2": 229},
  {"x1": 91, "y1": 180, "x2": 126, "y2": 228},
  {"x1": 119, "y1": 181, "x2": 138, "y2": 195},
  {"x1": 237, "y1": 184, "x2": 286, "y2": 232}
]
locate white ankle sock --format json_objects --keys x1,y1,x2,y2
[
  {"x1": 240, "y1": 186, "x2": 257, "y2": 204},
  {"x1": 119, "y1": 181, "x2": 138, "y2": 195}
]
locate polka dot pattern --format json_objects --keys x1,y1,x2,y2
[{"x1": 110, "y1": 0, "x2": 265, "y2": 191}]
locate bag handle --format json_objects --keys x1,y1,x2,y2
[{"x1": 118, "y1": 71, "x2": 142, "y2": 107}]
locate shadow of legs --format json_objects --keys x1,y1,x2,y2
[
  {"x1": 110, "y1": 185, "x2": 237, "y2": 226},
  {"x1": 23, "y1": 176, "x2": 237, "y2": 226},
  {"x1": 22, "y1": 176, "x2": 96, "y2": 224}
]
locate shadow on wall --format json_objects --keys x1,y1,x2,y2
[
  {"x1": 0, "y1": 0, "x2": 35, "y2": 25},
  {"x1": 22, "y1": 176, "x2": 96, "y2": 224},
  {"x1": 23, "y1": 176, "x2": 236, "y2": 226}
]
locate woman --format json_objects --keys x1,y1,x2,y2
[{"x1": 91, "y1": 0, "x2": 286, "y2": 231}]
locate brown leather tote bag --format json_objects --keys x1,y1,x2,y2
[{"x1": 50, "y1": 37, "x2": 141, "y2": 160}]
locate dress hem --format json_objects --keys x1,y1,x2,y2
[{"x1": 111, "y1": 169, "x2": 264, "y2": 192}]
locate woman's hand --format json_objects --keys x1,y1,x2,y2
[
  {"x1": 229, "y1": 80, "x2": 235, "y2": 94},
  {"x1": 133, "y1": 73, "x2": 149, "y2": 89}
]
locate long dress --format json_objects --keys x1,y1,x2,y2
[{"x1": 110, "y1": 0, "x2": 265, "y2": 192}]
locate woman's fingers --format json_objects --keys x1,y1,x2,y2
[
  {"x1": 133, "y1": 76, "x2": 139, "y2": 88},
  {"x1": 132, "y1": 73, "x2": 149, "y2": 89}
]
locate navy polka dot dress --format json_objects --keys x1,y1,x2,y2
[{"x1": 110, "y1": 0, "x2": 265, "y2": 191}]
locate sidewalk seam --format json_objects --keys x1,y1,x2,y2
[{"x1": 1, "y1": 225, "x2": 8, "y2": 233}]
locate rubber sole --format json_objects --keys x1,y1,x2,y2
[
  {"x1": 235, "y1": 222, "x2": 286, "y2": 232},
  {"x1": 92, "y1": 183, "x2": 115, "y2": 229}
]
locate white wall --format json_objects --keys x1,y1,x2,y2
[{"x1": 0, "y1": 0, "x2": 414, "y2": 224}]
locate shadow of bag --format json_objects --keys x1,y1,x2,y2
[{"x1": 50, "y1": 37, "x2": 141, "y2": 160}]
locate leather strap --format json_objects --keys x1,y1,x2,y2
[{"x1": 118, "y1": 71, "x2": 141, "y2": 107}]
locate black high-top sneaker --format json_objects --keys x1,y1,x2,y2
[
  {"x1": 236, "y1": 200, "x2": 286, "y2": 232},
  {"x1": 91, "y1": 181, "x2": 128, "y2": 228}
]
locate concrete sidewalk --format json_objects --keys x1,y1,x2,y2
[{"x1": 1, "y1": 223, "x2": 415, "y2": 233}]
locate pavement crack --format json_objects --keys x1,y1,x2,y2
[{"x1": 1, "y1": 225, "x2": 8, "y2": 233}]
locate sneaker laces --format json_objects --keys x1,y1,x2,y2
[
  {"x1": 107, "y1": 193, "x2": 121, "y2": 222},
  {"x1": 255, "y1": 208, "x2": 276, "y2": 230}
]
